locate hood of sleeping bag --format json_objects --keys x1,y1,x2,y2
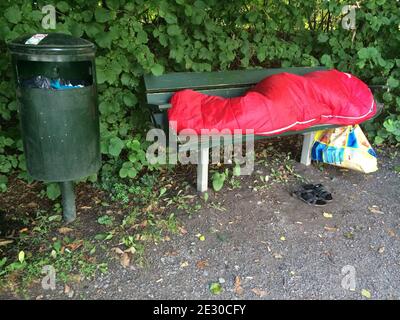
[{"x1": 168, "y1": 70, "x2": 377, "y2": 135}]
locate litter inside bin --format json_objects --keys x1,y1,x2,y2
[{"x1": 22, "y1": 76, "x2": 85, "y2": 90}]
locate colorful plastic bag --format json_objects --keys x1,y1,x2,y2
[{"x1": 311, "y1": 125, "x2": 378, "y2": 173}]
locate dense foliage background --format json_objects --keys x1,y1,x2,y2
[{"x1": 0, "y1": 0, "x2": 399, "y2": 191}]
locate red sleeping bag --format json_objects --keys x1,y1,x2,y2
[{"x1": 168, "y1": 70, "x2": 376, "y2": 135}]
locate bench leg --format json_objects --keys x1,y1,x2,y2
[
  {"x1": 197, "y1": 145, "x2": 209, "y2": 192},
  {"x1": 300, "y1": 132, "x2": 316, "y2": 166}
]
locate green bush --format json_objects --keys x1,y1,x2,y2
[{"x1": 0, "y1": 0, "x2": 399, "y2": 190}]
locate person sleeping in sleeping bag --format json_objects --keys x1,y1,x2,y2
[{"x1": 168, "y1": 70, "x2": 377, "y2": 136}]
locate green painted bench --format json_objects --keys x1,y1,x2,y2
[{"x1": 144, "y1": 67, "x2": 383, "y2": 192}]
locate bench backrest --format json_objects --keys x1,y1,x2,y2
[{"x1": 143, "y1": 66, "x2": 328, "y2": 129}]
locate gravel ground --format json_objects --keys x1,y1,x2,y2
[
  {"x1": 51, "y1": 146, "x2": 400, "y2": 299},
  {"x1": 2, "y1": 142, "x2": 399, "y2": 300}
]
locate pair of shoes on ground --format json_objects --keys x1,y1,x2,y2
[{"x1": 293, "y1": 183, "x2": 333, "y2": 206}]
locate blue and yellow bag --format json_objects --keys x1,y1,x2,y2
[{"x1": 311, "y1": 125, "x2": 378, "y2": 173}]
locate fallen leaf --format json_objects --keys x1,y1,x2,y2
[
  {"x1": 196, "y1": 233, "x2": 206, "y2": 241},
  {"x1": 251, "y1": 288, "x2": 267, "y2": 297},
  {"x1": 112, "y1": 247, "x2": 124, "y2": 255},
  {"x1": 65, "y1": 240, "x2": 83, "y2": 251},
  {"x1": 64, "y1": 284, "x2": 74, "y2": 298},
  {"x1": 70, "y1": 274, "x2": 82, "y2": 283},
  {"x1": 64, "y1": 284, "x2": 71, "y2": 294},
  {"x1": 323, "y1": 212, "x2": 333, "y2": 219},
  {"x1": 273, "y1": 253, "x2": 283, "y2": 259},
  {"x1": 26, "y1": 202, "x2": 38, "y2": 208},
  {"x1": 196, "y1": 260, "x2": 209, "y2": 269},
  {"x1": 165, "y1": 251, "x2": 178, "y2": 257},
  {"x1": 180, "y1": 261, "x2": 189, "y2": 268},
  {"x1": 18, "y1": 251, "x2": 25, "y2": 263},
  {"x1": 58, "y1": 227, "x2": 73, "y2": 234},
  {"x1": 343, "y1": 232, "x2": 354, "y2": 240},
  {"x1": 280, "y1": 236, "x2": 286, "y2": 241},
  {"x1": 324, "y1": 226, "x2": 338, "y2": 232},
  {"x1": 0, "y1": 240, "x2": 13, "y2": 246},
  {"x1": 234, "y1": 276, "x2": 244, "y2": 295},
  {"x1": 387, "y1": 229, "x2": 396, "y2": 237},
  {"x1": 120, "y1": 253, "x2": 130, "y2": 267},
  {"x1": 368, "y1": 206, "x2": 383, "y2": 214},
  {"x1": 140, "y1": 220, "x2": 148, "y2": 228},
  {"x1": 361, "y1": 289, "x2": 371, "y2": 299},
  {"x1": 209, "y1": 282, "x2": 223, "y2": 295},
  {"x1": 124, "y1": 247, "x2": 136, "y2": 254}
]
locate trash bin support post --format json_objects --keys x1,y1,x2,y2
[{"x1": 59, "y1": 181, "x2": 76, "y2": 223}]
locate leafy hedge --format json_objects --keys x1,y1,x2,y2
[{"x1": 0, "y1": 0, "x2": 399, "y2": 190}]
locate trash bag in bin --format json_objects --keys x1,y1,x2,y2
[{"x1": 22, "y1": 76, "x2": 85, "y2": 89}]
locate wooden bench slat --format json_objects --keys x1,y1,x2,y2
[{"x1": 144, "y1": 67, "x2": 327, "y2": 93}]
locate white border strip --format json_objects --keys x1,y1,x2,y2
[
  {"x1": 257, "y1": 118, "x2": 317, "y2": 135},
  {"x1": 257, "y1": 98, "x2": 375, "y2": 135}
]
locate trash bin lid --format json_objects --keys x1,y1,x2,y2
[{"x1": 8, "y1": 33, "x2": 96, "y2": 61}]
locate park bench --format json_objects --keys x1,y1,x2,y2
[{"x1": 144, "y1": 67, "x2": 383, "y2": 192}]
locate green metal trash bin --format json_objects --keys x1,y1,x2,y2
[{"x1": 8, "y1": 33, "x2": 101, "y2": 223}]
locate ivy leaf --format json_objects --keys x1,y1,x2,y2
[
  {"x1": 95, "y1": 7, "x2": 111, "y2": 23},
  {"x1": 96, "y1": 58, "x2": 122, "y2": 84},
  {"x1": 374, "y1": 136, "x2": 384, "y2": 145},
  {"x1": 167, "y1": 25, "x2": 181, "y2": 36},
  {"x1": 233, "y1": 163, "x2": 241, "y2": 176},
  {"x1": 317, "y1": 33, "x2": 329, "y2": 43},
  {"x1": 387, "y1": 77, "x2": 399, "y2": 89},
  {"x1": 46, "y1": 183, "x2": 61, "y2": 201},
  {"x1": 321, "y1": 54, "x2": 334, "y2": 68},
  {"x1": 56, "y1": 1, "x2": 70, "y2": 13},
  {"x1": 106, "y1": 0, "x2": 120, "y2": 10},
  {"x1": 127, "y1": 139, "x2": 141, "y2": 151},
  {"x1": 97, "y1": 215, "x2": 114, "y2": 226},
  {"x1": 136, "y1": 30, "x2": 148, "y2": 44},
  {"x1": 212, "y1": 172, "x2": 226, "y2": 192},
  {"x1": 99, "y1": 101, "x2": 112, "y2": 114},
  {"x1": 119, "y1": 162, "x2": 137, "y2": 178},
  {"x1": 85, "y1": 23, "x2": 103, "y2": 38},
  {"x1": 108, "y1": 137, "x2": 125, "y2": 157},
  {"x1": 0, "y1": 174, "x2": 8, "y2": 192},
  {"x1": 81, "y1": 10, "x2": 93, "y2": 22},
  {"x1": 383, "y1": 119, "x2": 400, "y2": 136},
  {"x1": 151, "y1": 64, "x2": 165, "y2": 76},
  {"x1": 69, "y1": 22, "x2": 83, "y2": 37},
  {"x1": 96, "y1": 32, "x2": 114, "y2": 49},
  {"x1": 4, "y1": 5, "x2": 22, "y2": 24},
  {"x1": 121, "y1": 73, "x2": 132, "y2": 86},
  {"x1": 209, "y1": 282, "x2": 223, "y2": 295},
  {"x1": 123, "y1": 92, "x2": 137, "y2": 107},
  {"x1": 159, "y1": 187, "x2": 167, "y2": 197}
]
